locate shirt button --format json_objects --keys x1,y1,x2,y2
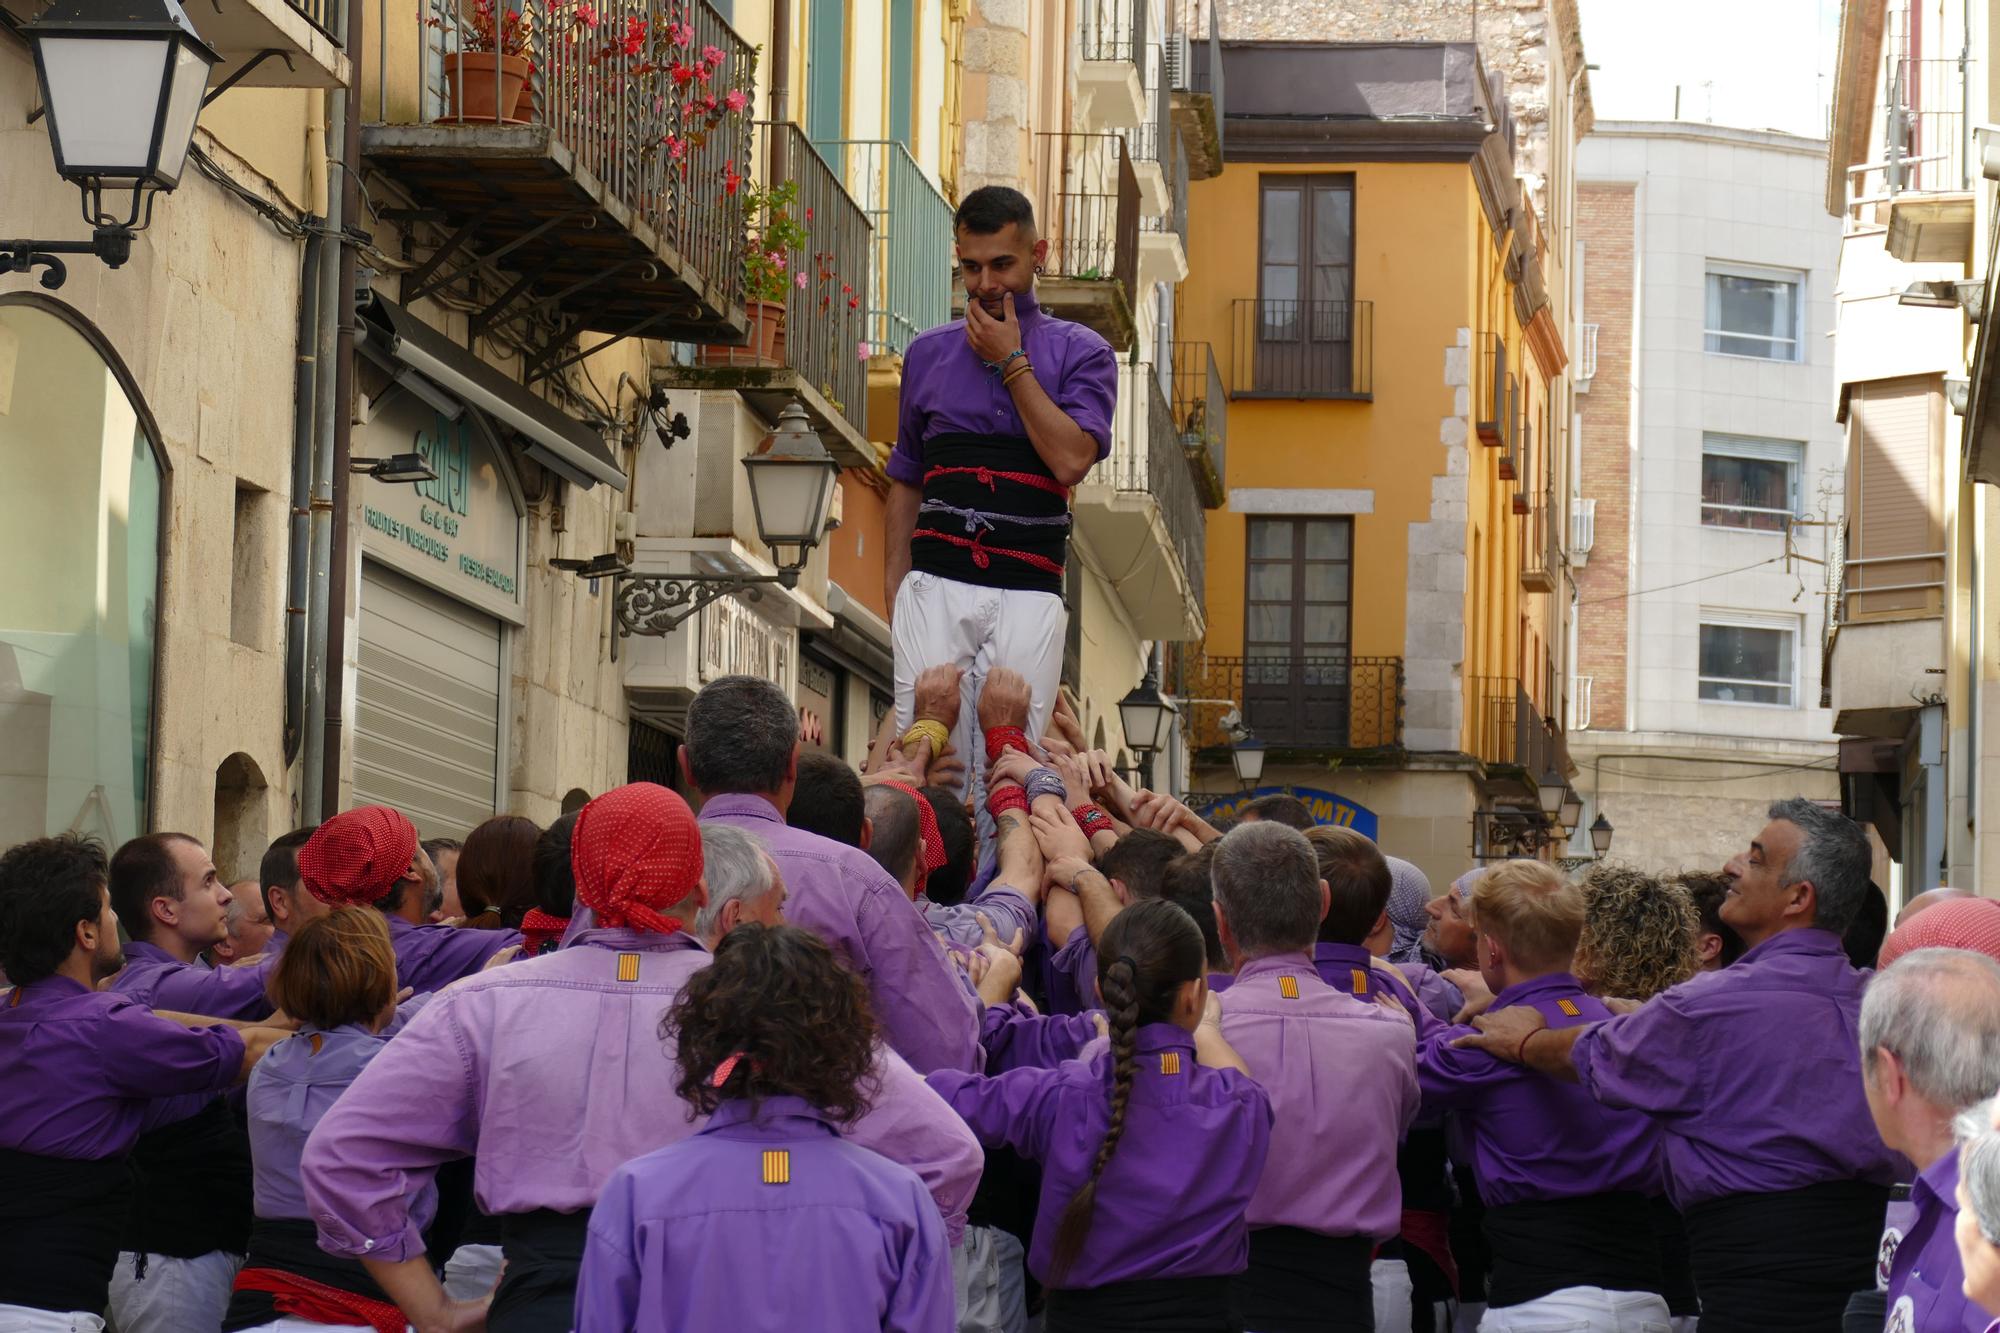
[{"x1": 362, "y1": 1240, "x2": 375, "y2": 1251}]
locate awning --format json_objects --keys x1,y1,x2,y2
[{"x1": 359, "y1": 296, "x2": 627, "y2": 492}]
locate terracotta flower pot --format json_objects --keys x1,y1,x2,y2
[
  {"x1": 442, "y1": 51, "x2": 531, "y2": 125},
  {"x1": 700, "y1": 299, "x2": 787, "y2": 368}
]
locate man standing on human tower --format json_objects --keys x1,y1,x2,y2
[{"x1": 885, "y1": 185, "x2": 1118, "y2": 815}]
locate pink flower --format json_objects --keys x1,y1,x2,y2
[
  {"x1": 723, "y1": 88, "x2": 747, "y2": 112},
  {"x1": 701, "y1": 43, "x2": 725, "y2": 66},
  {"x1": 574, "y1": 1, "x2": 597, "y2": 27},
  {"x1": 767, "y1": 249, "x2": 787, "y2": 270},
  {"x1": 857, "y1": 340, "x2": 872, "y2": 360},
  {"x1": 667, "y1": 20, "x2": 693, "y2": 45},
  {"x1": 795, "y1": 271, "x2": 809, "y2": 289}
]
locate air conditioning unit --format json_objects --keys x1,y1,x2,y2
[
  {"x1": 1570, "y1": 497, "x2": 1596, "y2": 565},
  {"x1": 1163, "y1": 32, "x2": 1191, "y2": 91}
]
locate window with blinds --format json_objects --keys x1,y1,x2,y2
[{"x1": 1842, "y1": 376, "x2": 1946, "y2": 622}]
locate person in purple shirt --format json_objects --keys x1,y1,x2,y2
[
  {"x1": 682, "y1": 672, "x2": 980, "y2": 1073},
  {"x1": 302, "y1": 787, "x2": 981, "y2": 1333},
  {"x1": 296, "y1": 805, "x2": 520, "y2": 996},
  {"x1": 1417, "y1": 860, "x2": 1670, "y2": 1332},
  {"x1": 105, "y1": 832, "x2": 279, "y2": 1021},
  {"x1": 257, "y1": 826, "x2": 323, "y2": 956},
  {"x1": 1460, "y1": 798, "x2": 1901, "y2": 1332},
  {"x1": 930, "y1": 897, "x2": 1272, "y2": 1331},
  {"x1": 578, "y1": 922, "x2": 954, "y2": 1332},
  {"x1": 1210, "y1": 820, "x2": 1420, "y2": 1333},
  {"x1": 885, "y1": 185, "x2": 1119, "y2": 823},
  {"x1": 1855, "y1": 949, "x2": 2000, "y2": 1333},
  {"x1": 0, "y1": 833, "x2": 282, "y2": 1331}
]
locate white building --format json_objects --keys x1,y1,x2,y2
[{"x1": 1571, "y1": 122, "x2": 1842, "y2": 874}]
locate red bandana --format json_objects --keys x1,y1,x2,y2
[
  {"x1": 519, "y1": 908, "x2": 570, "y2": 955},
  {"x1": 570, "y1": 783, "x2": 704, "y2": 935},
  {"x1": 297, "y1": 806, "x2": 419, "y2": 907},
  {"x1": 878, "y1": 780, "x2": 945, "y2": 891},
  {"x1": 1878, "y1": 898, "x2": 2000, "y2": 969}
]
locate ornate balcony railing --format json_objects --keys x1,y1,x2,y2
[
  {"x1": 816, "y1": 139, "x2": 953, "y2": 359},
  {"x1": 1468, "y1": 676, "x2": 1560, "y2": 776},
  {"x1": 1032, "y1": 131, "x2": 1141, "y2": 292},
  {"x1": 1171, "y1": 340, "x2": 1226, "y2": 506},
  {"x1": 1171, "y1": 653, "x2": 1405, "y2": 751},
  {"x1": 1229, "y1": 299, "x2": 1374, "y2": 399},
  {"x1": 1081, "y1": 0, "x2": 1145, "y2": 65}
]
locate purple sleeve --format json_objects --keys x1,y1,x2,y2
[
  {"x1": 884, "y1": 1173, "x2": 956, "y2": 1333},
  {"x1": 847, "y1": 1048, "x2": 984, "y2": 1248},
  {"x1": 100, "y1": 1004, "x2": 246, "y2": 1098},
  {"x1": 962, "y1": 885, "x2": 1037, "y2": 952},
  {"x1": 1571, "y1": 992, "x2": 1706, "y2": 1120},
  {"x1": 149, "y1": 956, "x2": 278, "y2": 1022},
  {"x1": 924, "y1": 1065, "x2": 1067, "y2": 1164},
  {"x1": 1047, "y1": 924, "x2": 1097, "y2": 1016},
  {"x1": 302, "y1": 991, "x2": 481, "y2": 1261},
  {"x1": 1376, "y1": 964, "x2": 1442, "y2": 1042},
  {"x1": 1057, "y1": 336, "x2": 1118, "y2": 456},
  {"x1": 978, "y1": 1006, "x2": 1097, "y2": 1073},
  {"x1": 854, "y1": 875, "x2": 981, "y2": 1074},
  {"x1": 575, "y1": 1167, "x2": 642, "y2": 1333},
  {"x1": 1414, "y1": 1024, "x2": 1514, "y2": 1114},
  {"x1": 888, "y1": 338, "x2": 929, "y2": 485}
]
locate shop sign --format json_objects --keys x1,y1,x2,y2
[{"x1": 1190, "y1": 786, "x2": 1379, "y2": 839}]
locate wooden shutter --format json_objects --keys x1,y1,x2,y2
[{"x1": 1844, "y1": 376, "x2": 1945, "y2": 620}]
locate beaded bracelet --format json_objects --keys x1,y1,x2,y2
[
  {"x1": 986, "y1": 785, "x2": 1030, "y2": 820},
  {"x1": 1023, "y1": 768, "x2": 1069, "y2": 805},
  {"x1": 900, "y1": 718, "x2": 951, "y2": 759},
  {"x1": 984, "y1": 725, "x2": 1030, "y2": 765}
]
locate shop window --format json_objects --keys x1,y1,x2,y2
[{"x1": 0, "y1": 297, "x2": 165, "y2": 850}]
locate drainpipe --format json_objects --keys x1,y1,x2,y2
[
  {"x1": 301, "y1": 81, "x2": 345, "y2": 821},
  {"x1": 285, "y1": 227, "x2": 324, "y2": 769}
]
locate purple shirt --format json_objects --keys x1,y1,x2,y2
[
  {"x1": 301, "y1": 928, "x2": 982, "y2": 1262},
  {"x1": 1220, "y1": 953, "x2": 1420, "y2": 1239},
  {"x1": 1416, "y1": 973, "x2": 1662, "y2": 1206},
  {"x1": 1884, "y1": 1147, "x2": 1985, "y2": 1332},
  {"x1": 1315, "y1": 942, "x2": 1441, "y2": 1042},
  {"x1": 978, "y1": 1004, "x2": 1100, "y2": 1074},
  {"x1": 0, "y1": 976, "x2": 245, "y2": 1159},
  {"x1": 576, "y1": 1096, "x2": 953, "y2": 1333},
  {"x1": 1398, "y1": 961, "x2": 1464, "y2": 1024},
  {"x1": 247, "y1": 1023, "x2": 436, "y2": 1235},
  {"x1": 888, "y1": 290, "x2": 1118, "y2": 484},
  {"x1": 701, "y1": 794, "x2": 979, "y2": 1073},
  {"x1": 384, "y1": 914, "x2": 519, "y2": 996},
  {"x1": 921, "y1": 884, "x2": 1037, "y2": 954},
  {"x1": 1048, "y1": 924, "x2": 1096, "y2": 1017},
  {"x1": 929, "y1": 1023, "x2": 1272, "y2": 1288},
  {"x1": 1570, "y1": 928, "x2": 1901, "y2": 1208},
  {"x1": 106, "y1": 940, "x2": 277, "y2": 1021}
]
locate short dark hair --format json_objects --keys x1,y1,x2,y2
[
  {"x1": 1098, "y1": 830, "x2": 1181, "y2": 903},
  {"x1": 420, "y1": 837, "x2": 461, "y2": 865},
  {"x1": 1240, "y1": 794, "x2": 1314, "y2": 830},
  {"x1": 685, "y1": 675, "x2": 800, "y2": 797},
  {"x1": 0, "y1": 834, "x2": 109, "y2": 984},
  {"x1": 1676, "y1": 870, "x2": 1746, "y2": 966},
  {"x1": 863, "y1": 785, "x2": 922, "y2": 886},
  {"x1": 109, "y1": 833, "x2": 200, "y2": 944},
  {"x1": 533, "y1": 811, "x2": 581, "y2": 918},
  {"x1": 920, "y1": 785, "x2": 974, "y2": 906},
  {"x1": 954, "y1": 185, "x2": 1036, "y2": 237},
  {"x1": 1161, "y1": 844, "x2": 1226, "y2": 970},
  {"x1": 1306, "y1": 826, "x2": 1391, "y2": 945},
  {"x1": 788, "y1": 752, "x2": 865, "y2": 846},
  {"x1": 1843, "y1": 882, "x2": 1890, "y2": 971},
  {"x1": 260, "y1": 826, "x2": 317, "y2": 921}
]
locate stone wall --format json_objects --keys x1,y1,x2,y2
[
  {"x1": 1404, "y1": 330, "x2": 1473, "y2": 755},
  {"x1": 961, "y1": 0, "x2": 1033, "y2": 192},
  {"x1": 1574, "y1": 182, "x2": 1634, "y2": 733}
]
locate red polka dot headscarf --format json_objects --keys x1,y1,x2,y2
[
  {"x1": 570, "y1": 782, "x2": 705, "y2": 934},
  {"x1": 1877, "y1": 897, "x2": 2000, "y2": 969},
  {"x1": 298, "y1": 806, "x2": 419, "y2": 907}
]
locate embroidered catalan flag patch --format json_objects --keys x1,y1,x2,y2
[
  {"x1": 1352, "y1": 969, "x2": 1370, "y2": 995},
  {"x1": 616, "y1": 953, "x2": 641, "y2": 983},
  {"x1": 1556, "y1": 998, "x2": 1580, "y2": 1017},
  {"x1": 762, "y1": 1150, "x2": 791, "y2": 1185},
  {"x1": 1159, "y1": 1052, "x2": 1182, "y2": 1075},
  {"x1": 1278, "y1": 975, "x2": 1301, "y2": 1000}
]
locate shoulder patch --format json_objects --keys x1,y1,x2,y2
[
  {"x1": 762, "y1": 1149, "x2": 790, "y2": 1185},
  {"x1": 1556, "y1": 998, "x2": 1581, "y2": 1017},
  {"x1": 1159, "y1": 1051, "x2": 1181, "y2": 1075},
  {"x1": 616, "y1": 953, "x2": 641, "y2": 983},
  {"x1": 1278, "y1": 975, "x2": 1301, "y2": 1000},
  {"x1": 1351, "y1": 968, "x2": 1370, "y2": 995}
]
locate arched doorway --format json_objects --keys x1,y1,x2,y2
[
  {"x1": 0, "y1": 296, "x2": 167, "y2": 849},
  {"x1": 213, "y1": 752, "x2": 270, "y2": 883}
]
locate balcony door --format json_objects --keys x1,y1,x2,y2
[
  {"x1": 1256, "y1": 176, "x2": 1353, "y2": 394},
  {"x1": 1244, "y1": 517, "x2": 1352, "y2": 746}
]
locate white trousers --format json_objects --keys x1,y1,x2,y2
[
  {"x1": 441, "y1": 1242, "x2": 504, "y2": 1302},
  {"x1": 892, "y1": 571, "x2": 1065, "y2": 829},
  {"x1": 0, "y1": 1306, "x2": 104, "y2": 1332},
  {"x1": 1372, "y1": 1257, "x2": 1413, "y2": 1332},
  {"x1": 1477, "y1": 1285, "x2": 1674, "y2": 1333},
  {"x1": 951, "y1": 1224, "x2": 1027, "y2": 1333},
  {"x1": 106, "y1": 1250, "x2": 241, "y2": 1333},
  {"x1": 233, "y1": 1320, "x2": 376, "y2": 1332}
]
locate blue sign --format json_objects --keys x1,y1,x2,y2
[{"x1": 1190, "y1": 786, "x2": 1378, "y2": 839}]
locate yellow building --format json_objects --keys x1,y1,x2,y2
[{"x1": 1174, "y1": 37, "x2": 1589, "y2": 890}]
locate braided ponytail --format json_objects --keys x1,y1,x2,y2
[{"x1": 1046, "y1": 897, "x2": 1206, "y2": 1285}]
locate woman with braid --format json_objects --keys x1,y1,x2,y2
[{"x1": 928, "y1": 897, "x2": 1273, "y2": 1331}]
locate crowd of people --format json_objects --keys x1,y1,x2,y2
[{"x1": 10, "y1": 665, "x2": 2000, "y2": 1333}]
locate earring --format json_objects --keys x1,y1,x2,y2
[{"x1": 1034, "y1": 263, "x2": 1046, "y2": 275}]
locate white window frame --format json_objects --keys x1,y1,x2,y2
[
  {"x1": 1697, "y1": 610, "x2": 1801, "y2": 709},
  {"x1": 1704, "y1": 261, "x2": 1804, "y2": 363},
  {"x1": 1700, "y1": 433, "x2": 1803, "y2": 532}
]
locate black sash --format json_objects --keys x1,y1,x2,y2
[
  {"x1": 1648, "y1": 1194, "x2": 1700, "y2": 1318},
  {"x1": 1482, "y1": 1191, "x2": 1664, "y2": 1309},
  {"x1": 221, "y1": 1217, "x2": 399, "y2": 1331},
  {"x1": 911, "y1": 432, "x2": 1071, "y2": 595},
  {"x1": 488, "y1": 1207, "x2": 591, "y2": 1332},
  {"x1": 1231, "y1": 1227, "x2": 1374, "y2": 1332},
  {"x1": 1045, "y1": 1275, "x2": 1237, "y2": 1332},
  {"x1": 123, "y1": 1096, "x2": 254, "y2": 1259},
  {"x1": 0, "y1": 1146, "x2": 134, "y2": 1314},
  {"x1": 1682, "y1": 1179, "x2": 1890, "y2": 1332}
]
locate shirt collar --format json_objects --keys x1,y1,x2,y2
[
  {"x1": 1015, "y1": 288, "x2": 1044, "y2": 325},
  {"x1": 1235, "y1": 951, "x2": 1317, "y2": 985},
  {"x1": 1313, "y1": 942, "x2": 1374, "y2": 968},
  {"x1": 563, "y1": 926, "x2": 707, "y2": 956},
  {"x1": 1739, "y1": 926, "x2": 1845, "y2": 964},
  {"x1": 384, "y1": 913, "x2": 417, "y2": 937},
  {"x1": 1133, "y1": 1022, "x2": 1196, "y2": 1056},
  {"x1": 120, "y1": 939, "x2": 173, "y2": 965},
  {"x1": 700, "y1": 1094, "x2": 841, "y2": 1138},
  {"x1": 17, "y1": 974, "x2": 92, "y2": 1002},
  {"x1": 697, "y1": 793, "x2": 784, "y2": 824},
  {"x1": 1916, "y1": 1143, "x2": 1963, "y2": 1209},
  {"x1": 1491, "y1": 972, "x2": 1584, "y2": 1008}
]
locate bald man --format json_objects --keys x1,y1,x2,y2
[{"x1": 1895, "y1": 886, "x2": 1974, "y2": 929}]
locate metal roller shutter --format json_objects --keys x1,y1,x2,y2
[{"x1": 354, "y1": 560, "x2": 502, "y2": 839}]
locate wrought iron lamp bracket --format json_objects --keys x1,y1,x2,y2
[{"x1": 612, "y1": 569, "x2": 799, "y2": 639}]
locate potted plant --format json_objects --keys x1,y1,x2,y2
[
  {"x1": 435, "y1": 0, "x2": 532, "y2": 123},
  {"x1": 703, "y1": 176, "x2": 809, "y2": 367}
]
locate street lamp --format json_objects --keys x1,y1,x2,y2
[
  {"x1": 1559, "y1": 787, "x2": 1583, "y2": 833},
  {"x1": 1590, "y1": 812, "x2": 1615, "y2": 859},
  {"x1": 568, "y1": 400, "x2": 844, "y2": 638},
  {"x1": 1117, "y1": 667, "x2": 1177, "y2": 758},
  {"x1": 350, "y1": 453, "x2": 439, "y2": 484},
  {"x1": 1535, "y1": 767, "x2": 1566, "y2": 819},
  {"x1": 1230, "y1": 734, "x2": 1266, "y2": 791},
  {"x1": 6, "y1": 0, "x2": 220, "y2": 288}
]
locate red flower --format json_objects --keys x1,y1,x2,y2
[
  {"x1": 723, "y1": 88, "x2": 747, "y2": 112},
  {"x1": 848, "y1": 295, "x2": 860, "y2": 310},
  {"x1": 723, "y1": 159, "x2": 742, "y2": 195},
  {"x1": 701, "y1": 43, "x2": 726, "y2": 66},
  {"x1": 804, "y1": 207, "x2": 813, "y2": 222}
]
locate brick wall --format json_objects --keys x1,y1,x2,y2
[{"x1": 1574, "y1": 182, "x2": 1633, "y2": 731}]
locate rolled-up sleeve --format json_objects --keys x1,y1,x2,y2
[
  {"x1": 850, "y1": 1047, "x2": 984, "y2": 1248},
  {"x1": 856, "y1": 874, "x2": 980, "y2": 1074},
  {"x1": 302, "y1": 993, "x2": 480, "y2": 1261},
  {"x1": 1057, "y1": 337, "x2": 1118, "y2": 456},
  {"x1": 889, "y1": 337, "x2": 932, "y2": 485},
  {"x1": 1571, "y1": 992, "x2": 1707, "y2": 1121}
]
